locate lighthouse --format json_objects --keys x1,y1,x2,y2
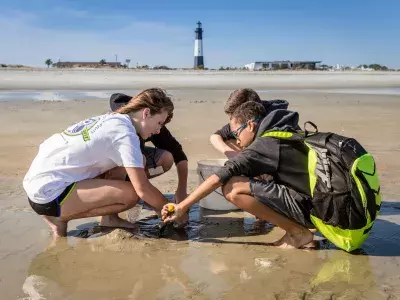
[{"x1": 194, "y1": 21, "x2": 204, "y2": 69}]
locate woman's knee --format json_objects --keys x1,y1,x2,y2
[
  {"x1": 120, "y1": 185, "x2": 139, "y2": 207},
  {"x1": 99, "y1": 167, "x2": 127, "y2": 180}
]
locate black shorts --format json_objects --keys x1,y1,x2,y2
[
  {"x1": 28, "y1": 183, "x2": 76, "y2": 217},
  {"x1": 143, "y1": 146, "x2": 166, "y2": 169},
  {"x1": 249, "y1": 178, "x2": 314, "y2": 228}
]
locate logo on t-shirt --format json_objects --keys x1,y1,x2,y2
[{"x1": 63, "y1": 117, "x2": 100, "y2": 141}]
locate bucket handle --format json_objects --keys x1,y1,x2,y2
[{"x1": 198, "y1": 170, "x2": 225, "y2": 197}]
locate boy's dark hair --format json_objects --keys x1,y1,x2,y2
[
  {"x1": 224, "y1": 88, "x2": 261, "y2": 115},
  {"x1": 232, "y1": 101, "x2": 266, "y2": 124}
]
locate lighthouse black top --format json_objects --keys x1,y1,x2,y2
[
  {"x1": 109, "y1": 93, "x2": 188, "y2": 164},
  {"x1": 195, "y1": 21, "x2": 203, "y2": 40}
]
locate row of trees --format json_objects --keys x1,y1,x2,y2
[
  {"x1": 319, "y1": 64, "x2": 391, "y2": 71},
  {"x1": 44, "y1": 58, "x2": 172, "y2": 70},
  {"x1": 219, "y1": 66, "x2": 247, "y2": 70},
  {"x1": 44, "y1": 58, "x2": 133, "y2": 68},
  {"x1": 357, "y1": 64, "x2": 389, "y2": 71}
]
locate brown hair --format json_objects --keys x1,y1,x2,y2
[
  {"x1": 116, "y1": 88, "x2": 174, "y2": 124},
  {"x1": 224, "y1": 88, "x2": 261, "y2": 115},
  {"x1": 231, "y1": 101, "x2": 266, "y2": 124}
]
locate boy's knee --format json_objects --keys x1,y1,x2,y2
[
  {"x1": 159, "y1": 151, "x2": 174, "y2": 172},
  {"x1": 222, "y1": 178, "x2": 238, "y2": 203},
  {"x1": 222, "y1": 182, "x2": 233, "y2": 200},
  {"x1": 222, "y1": 177, "x2": 251, "y2": 204}
]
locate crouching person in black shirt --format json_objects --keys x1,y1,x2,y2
[
  {"x1": 110, "y1": 93, "x2": 189, "y2": 221},
  {"x1": 163, "y1": 102, "x2": 316, "y2": 249},
  {"x1": 210, "y1": 88, "x2": 289, "y2": 158}
]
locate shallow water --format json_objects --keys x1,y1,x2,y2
[
  {"x1": 1, "y1": 87, "x2": 400, "y2": 102},
  {"x1": 1, "y1": 198, "x2": 398, "y2": 300}
]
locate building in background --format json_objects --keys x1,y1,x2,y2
[
  {"x1": 55, "y1": 61, "x2": 121, "y2": 68},
  {"x1": 245, "y1": 60, "x2": 321, "y2": 70}
]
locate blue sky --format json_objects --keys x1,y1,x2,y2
[{"x1": 0, "y1": 0, "x2": 399, "y2": 68}]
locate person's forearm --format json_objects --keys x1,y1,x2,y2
[
  {"x1": 176, "y1": 160, "x2": 188, "y2": 194},
  {"x1": 210, "y1": 134, "x2": 237, "y2": 154},
  {"x1": 126, "y1": 167, "x2": 168, "y2": 211},
  {"x1": 180, "y1": 174, "x2": 222, "y2": 211},
  {"x1": 136, "y1": 182, "x2": 168, "y2": 211}
]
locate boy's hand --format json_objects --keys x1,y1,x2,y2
[
  {"x1": 173, "y1": 190, "x2": 187, "y2": 204},
  {"x1": 162, "y1": 203, "x2": 185, "y2": 223},
  {"x1": 224, "y1": 150, "x2": 240, "y2": 159}
]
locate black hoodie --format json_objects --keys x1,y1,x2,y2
[
  {"x1": 215, "y1": 109, "x2": 311, "y2": 196},
  {"x1": 214, "y1": 99, "x2": 289, "y2": 140}
]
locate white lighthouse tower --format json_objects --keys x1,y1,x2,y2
[{"x1": 194, "y1": 21, "x2": 204, "y2": 69}]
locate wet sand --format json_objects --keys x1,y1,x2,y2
[{"x1": 1, "y1": 72, "x2": 400, "y2": 299}]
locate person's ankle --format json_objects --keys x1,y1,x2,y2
[{"x1": 288, "y1": 227, "x2": 308, "y2": 236}]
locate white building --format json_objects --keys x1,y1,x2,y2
[{"x1": 245, "y1": 60, "x2": 322, "y2": 71}]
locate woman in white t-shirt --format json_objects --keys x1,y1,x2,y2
[{"x1": 23, "y1": 88, "x2": 174, "y2": 238}]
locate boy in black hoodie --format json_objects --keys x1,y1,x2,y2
[{"x1": 162, "y1": 101, "x2": 316, "y2": 249}]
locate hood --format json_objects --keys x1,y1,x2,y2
[
  {"x1": 256, "y1": 109, "x2": 301, "y2": 137},
  {"x1": 110, "y1": 93, "x2": 132, "y2": 112},
  {"x1": 262, "y1": 99, "x2": 289, "y2": 115}
]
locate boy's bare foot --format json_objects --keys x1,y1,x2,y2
[
  {"x1": 42, "y1": 216, "x2": 68, "y2": 238},
  {"x1": 271, "y1": 229, "x2": 316, "y2": 249},
  {"x1": 100, "y1": 214, "x2": 138, "y2": 229}
]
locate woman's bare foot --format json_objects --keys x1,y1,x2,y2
[
  {"x1": 100, "y1": 214, "x2": 138, "y2": 229},
  {"x1": 42, "y1": 216, "x2": 68, "y2": 238},
  {"x1": 271, "y1": 229, "x2": 316, "y2": 249}
]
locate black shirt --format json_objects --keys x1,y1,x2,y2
[{"x1": 140, "y1": 126, "x2": 188, "y2": 164}]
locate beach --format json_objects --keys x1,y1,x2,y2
[{"x1": 1, "y1": 70, "x2": 400, "y2": 299}]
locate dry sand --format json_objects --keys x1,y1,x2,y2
[
  {"x1": 2, "y1": 69, "x2": 400, "y2": 90},
  {"x1": 1, "y1": 70, "x2": 400, "y2": 299}
]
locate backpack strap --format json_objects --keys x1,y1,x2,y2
[
  {"x1": 261, "y1": 121, "x2": 320, "y2": 140},
  {"x1": 304, "y1": 121, "x2": 318, "y2": 137},
  {"x1": 261, "y1": 130, "x2": 306, "y2": 142},
  {"x1": 304, "y1": 132, "x2": 332, "y2": 148},
  {"x1": 261, "y1": 131, "x2": 294, "y2": 139}
]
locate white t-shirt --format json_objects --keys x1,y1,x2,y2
[{"x1": 23, "y1": 113, "x2": 143, "y2": 204}]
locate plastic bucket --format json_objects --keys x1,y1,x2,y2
[{"x1": 197, "y1": 159, "x2": 239, "y2": 211}]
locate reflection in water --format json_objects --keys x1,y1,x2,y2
[
  {"x1": 22, "y1": 201, "x2": 399, "y2": 300},
  {"x1": 25, "y1": 238, "x2": 390, "y2": 300}
]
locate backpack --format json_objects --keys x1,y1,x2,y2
[{"x1": 262, "y1": 121, "x2": 381, "y2": 252}]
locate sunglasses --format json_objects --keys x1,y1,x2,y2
[{"x1": 231, "y1": 117, "x2": 261, "y2": 140}]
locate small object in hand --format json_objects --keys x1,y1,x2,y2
[{"x1": 166, "y1": 204, "x2": 175, "y2": 216}]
